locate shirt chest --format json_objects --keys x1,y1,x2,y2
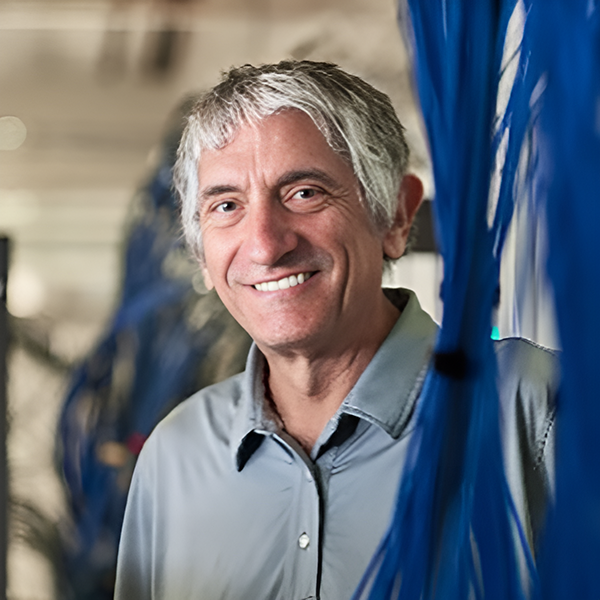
[{"x1": 154, "y1": 422, "x2": 412, "y2": 600}]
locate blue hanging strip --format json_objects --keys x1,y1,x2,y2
[
  {"x1": 354, "y1": 1, "x2": 542, "y2": 598},
  {"x1": 528, "y1": 0, "x2": 600, "y2": 597}
]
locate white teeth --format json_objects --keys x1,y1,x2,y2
[{"x1": 254, "y1": 272, "x2": 312, "y2": 291}]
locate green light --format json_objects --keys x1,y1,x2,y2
[{"x1": 491, "y1": 326, "x2": 500, "y2": 340}]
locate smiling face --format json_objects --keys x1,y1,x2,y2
[{"x1": 197, "y1": 110, "x2": 418, "y2": 359}]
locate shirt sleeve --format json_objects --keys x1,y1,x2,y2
[
  {"x1": 496, "y1": 337, "x2": 559, "y2": 551},
  {"x1": 114, "y1": 440, "x2": 157, "y2": 600}
]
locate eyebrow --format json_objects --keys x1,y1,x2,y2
[
  {"x1": 275, "y1": 169, "x2": 340, "y2": 190},
  {"x1": 198, "y1": 168, "x2": 343, "y2": 211},
  {"x1": 199, "y1": 185, "x2": 241, "y2": 203}
]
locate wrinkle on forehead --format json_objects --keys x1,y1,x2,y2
[{"x1": 197, "y1": 110, "x2": 368, "y2": 220}]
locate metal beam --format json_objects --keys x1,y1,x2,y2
[{"x1": 0, "y1": 237, "x2": 9, "y2": 600}]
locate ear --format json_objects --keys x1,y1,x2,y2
[{"x1": 382, "y1": 174, "x2": 424, "y2": 260}]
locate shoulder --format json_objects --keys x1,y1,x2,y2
[
  {"x1": 141, "y1": 372, "x2": 246, "y2": 459},
  {"x1": 493, "y1": 338, "x2": 560, "y2": 545},
  {"x1": 495, "y1": 337, "x2": 559, "y2": 390},
  {"x1": 494, "y1": 337, "x2": 558, "y2": 469},
  {"x1": 495, "y1": 338, "x2": 559, "y2": 420}
]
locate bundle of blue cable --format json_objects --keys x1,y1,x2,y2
[
  {"x1": 57, "y1": 111, "x2": 250, "y2": 599},
  {"x1": 57, "y1": 167, "x2": 198, "y2": 598},
  {"x1": 355, "y1": 1, "x2": 600, "y2": 598},
  {"x1": 354, "y1": 1, "x2": 543, "y2": 598},
  {"x1": 531, "y1": 1, "x2": 600, "y2": 598}
]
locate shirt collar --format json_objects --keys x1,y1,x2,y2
[
  {"x1": 231, "y1": 289, "x2": 438, "y2": 470},
  {"x1": 337, "y1": 289, "x2": 438, "y2": 439},
  {"x1": 231, "y1": 344, "x2": 277, "y2": 470}
]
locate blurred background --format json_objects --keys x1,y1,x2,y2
[{"x1": 0, "y1": 0, "x2": 443, "y2": 598}]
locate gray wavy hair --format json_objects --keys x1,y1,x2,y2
[{"x1": 173, "y1": 60, "x2": 410, "y2": 263}]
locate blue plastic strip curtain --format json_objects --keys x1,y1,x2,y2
[
  {"x1": 353, "y1": 1, "x2": 542, "y2": 599},
  {"x1": 528, "y1": 1, "x2": 600, "y2": 597}
]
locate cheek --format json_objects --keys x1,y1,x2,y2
[
  {"x1": 200, "y1": 237, "x2": 230, "y2": 291},
  {"x1": 201, "y1": 264, "x2": 215, "y2": 291},
  {"x1": 201, "y1": 226, "x2": 236, "y2": 273},
  {"x1": 349, "y1": 234, "x2": 386, "y2": 285}
]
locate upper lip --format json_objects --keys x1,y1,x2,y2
[{"x1": 251, "y1": 271, "x2": 312, "y2": 286}]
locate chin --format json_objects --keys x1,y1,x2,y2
[
  {"x1": 253, "y1": 326, "x2": 325, "y2": 356},
  {"x1": 255, "y1": 334, "x2": 311, "y2": 354}
]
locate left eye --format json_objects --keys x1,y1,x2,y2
[
  {"x1": 293, "y1": 188, "x2": 317, "y2": 200},
  {"x1": 285, "y1": 186, "x2": 328, "y2": 212}
]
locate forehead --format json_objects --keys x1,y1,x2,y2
[{"x1": 197, "y1": 110, "x2": 358, "y2": 190}]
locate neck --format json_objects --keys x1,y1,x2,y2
[{"x1": 260, "y1": 294, "x2": 400, "y2": 453}]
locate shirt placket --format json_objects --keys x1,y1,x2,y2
[{"x1": 277, "y1": 436, "x2": 322, "y2": 600}]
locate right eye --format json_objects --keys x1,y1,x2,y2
[{"x1": 215, "y1": 201, "x2": 238, "y2": 213}]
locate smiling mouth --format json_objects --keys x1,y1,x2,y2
[{"x1": 253, "y1": 272, "x2": 315, "y2": 291}]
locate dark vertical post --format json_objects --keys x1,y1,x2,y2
[{"x1": 0, "y1": 237, "x2": 8, "y2": 600}]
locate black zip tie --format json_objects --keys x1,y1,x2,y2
[{"x1": 434, "y1": 349, "x2": 469, "y2": 379}]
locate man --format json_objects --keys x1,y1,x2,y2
[{"x1": 115, "y1": 60, "x2": 557, "y2": 600}]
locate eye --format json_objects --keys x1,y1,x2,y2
[
  {"x1": 285, "y1": 185, "x2": 329, "y2": 213},
  {"x1": 293, "y1": 188, "x2": 317, "y2": 200},
  {"x1": 215, "y1": 200, "x2": 238, "y2": 213}
]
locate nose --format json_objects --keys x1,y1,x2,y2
[{"x1": 241, "y1": 200, "x2": 299, "y2": 266}]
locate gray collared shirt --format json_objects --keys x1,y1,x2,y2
[{"x1": 115, "y1": 289, "x2": 557, "y2": 600}]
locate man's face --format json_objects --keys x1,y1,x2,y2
[{"x1": 197, "y1": 110, "x2": 410, "y2": 357}]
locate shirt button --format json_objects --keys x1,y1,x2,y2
[{"x1": 298, "y1": 533, "x2": 310, "y2": 549}]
